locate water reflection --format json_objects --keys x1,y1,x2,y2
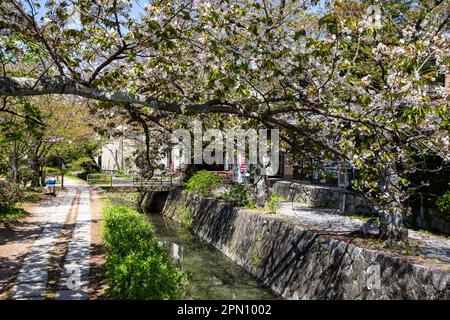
[{"x1": 146, "y1": 213, "x2": 278, "y2": 300}]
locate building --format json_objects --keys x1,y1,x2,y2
[
  {"x1": 97, "y1": 136, "x2": 138, "y2": 173},
  {"x1": 97, "y1": 135, "x2": 185, "y2": 174}
]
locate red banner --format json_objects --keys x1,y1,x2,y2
[{"x1": 240, "y1": 155, "x2": 246, "y2": 174}]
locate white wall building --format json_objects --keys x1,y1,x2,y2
[
  {"x1": 98, "y1": 136, "x2": 138, "y2": 172},
  {"x1": 98, "y1": 136, "x2": 185, "y2": 174}
]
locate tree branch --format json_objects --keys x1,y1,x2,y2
[{"x1": 0, "y1": 75, "x2": 239, "y2": 114}]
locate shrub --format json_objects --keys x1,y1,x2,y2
[
  {"x1": 22, "y1": 192, "x2": 42, "y2": 203},
  {"x1": 0, "y1": 181, "x2": 24, "y2": 210},
  {"x1": 244, "y1": 198, "x2": 256, "y2": 209},
  {"x1": 221, "y1": 184, "x2": 253, "y2": 207},
  {"x1": 19, "y1": 167, "x2": 39, "y2": 186},
  {"x1": 103, "y1": 205, "x2": 188, "y2": 299},
  {"x1": 184, "y1": 170, "x2": 221, "y2": 197},
  {"x1": 436, "y1": 191, "x2": 450, "y2": 220},
  {"x1": 267, "y1": 193, "x2": 283, "y2": 214}
]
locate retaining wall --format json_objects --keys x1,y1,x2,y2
[
  {"x1": 162, "y1": 188, "x2": 449, "y2": 300},
  {"x1": 272, "y1": 181, "x2": 375, "y2": 215}
]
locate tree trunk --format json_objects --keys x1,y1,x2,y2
[
  {"x1": 379, "y1": 209, "x2": 409, "y2": 246},
  {"x1": 61, "y1": 159, "x2": 65, "y2": 188},
  {"x1": 38, "y1": 166, "x2": 45, "y2": 187},
  {"x1": 41, "y1": 164, "x2": 47, "y2": 185},
  {"x1": 377, "y1": 163, "x2": 409, "y2": 246},
  {"x1": 11, "y1": 149, "x2": 19, "y2": 184},
  {"x1": 29, "y1": 159, "x2": 41, "y2": 187},
  {"x1": 253, "y1": 163, "x2": 269, "y2": 207}
]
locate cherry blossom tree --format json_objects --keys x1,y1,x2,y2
[{"x1": 0, "y1": 0, "x2": 448, "y2": 245}]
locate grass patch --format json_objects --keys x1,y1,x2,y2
[
  {"x1": 267, "y1": 193, "x2": 283, "y2": 214},
  {"x1": 64, "y1": 174, "x2": 86, "y2": 184},
  {"x1": 0, "y1": 207, "x2": 29, "y2": 221},
  {"x1": 103, "y1": 192, "x2": 139, "y2": 207},
  {"x1": 22, "y1": 191, "x2": 44, "y2": 203},
  {"x1": 103, "y1": 204, "x2": 188, "y2": 299},
  {"x1": 251, "y1": 234, "x2": 262, "y2": 269},
  {"x1": 346, "y1": 213, "x2": 380, "y2": 225}
]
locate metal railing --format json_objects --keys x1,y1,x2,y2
[{"x1": 87, "y1": 173, "x2": 180, "y2": 187}]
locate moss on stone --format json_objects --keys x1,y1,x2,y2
[
  {"x1": 251, "y1": 233, "x2": 262, "y2": 269},
  {"x1": 176, "y1": 205, "x2": 194, "y2": 228}
]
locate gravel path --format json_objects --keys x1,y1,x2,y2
[
  {"x1": 0, "y1": 193, "x2": 58, "y2": 298},
  {"x1": 5, "y1": 178, "x2": 94, "y2": 300},
  {"x1": 55, "y1": 187, "x2": 92, "y2": 300},
  {"x1": 277, "y1": 202, "x2": 450, "y2": 265},
  {"x1": 10, "y1": 189, "x2": 76, "y2": 299}
]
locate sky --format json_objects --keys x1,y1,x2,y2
[
  {"x1": 33, "y1": 0, "x2": 327, "y2": 22},
  {"x1": 33, "y1": 0, "x2": 149, "y2": 21}
]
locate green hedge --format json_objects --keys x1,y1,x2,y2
[{"x1": 103, "y1": 205, "x2": 188, "y2": 299}]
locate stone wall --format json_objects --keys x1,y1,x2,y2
[
  {"x1": 273, "y1": 181, "x2": 450, "y2": 234},
  {"x1": 273, "y1": 181, "x2": 375, "y2": 215},
  {"x1": 412, "y1": 207, "x2": 450, "y2": 235},
  {"x1": 163, "y1": 188, "x2": 449, "y2": 300}
]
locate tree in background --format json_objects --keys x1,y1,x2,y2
[
  {"x1": 0, "y1": 95, "x2": 99, "y2": 188},
  {"x1": 0, "y1": 97, "x2": 43, "y2": 185}
]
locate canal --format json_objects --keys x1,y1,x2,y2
[{"x1": 145, "y1": 212, "x2": 278, "y2": 300}]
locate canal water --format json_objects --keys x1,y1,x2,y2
[{"x1": 145, "y1": 212, "x2": 278, "y2": 300}]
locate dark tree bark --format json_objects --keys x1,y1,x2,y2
[
  {"x1": 379, "y1": 210, "x2": 409, "y2": 246},
  {"x1": 252, "y1": 163, "x2": 270, "y2": 207},
  {"x1": 0, "y1": 76, "x2": 236, "y2": 114},
  {"x1": 29, "y1": 159, "x2": 41, "y2": 187},
  {"x1": 60, "y1": 159, "x2": 65, "y2": 188},
  {"x1": 11, "y1": 147, "x2": 19, "y2": 184},
  {"x1": 29, "y1": 142, "x2": 43, "y2": 187},
  {"x1": 377, "y1": 164, "x2": 409, "y2": 246}
]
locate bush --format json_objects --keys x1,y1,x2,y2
[
  {"x1": 436, "y1": 191, "x2": 450, "y2": 220},
  {"x1": 103, "y1": 205, "x2": 188, "y2": 299},
  {"x1": 184, "y1": 170, "x2": 221, "y2": 197},
  {"x1": 221, "y1": 184, "x2": 253, "y2": 207},
  {"x1": 19, "y1": 167, "x2": 39, "y2": 186},
  {"x1": 267, "y1": 193, "x2": 283, "y2": 214},
  {"x1": 244, "y1": 198, "x2": 256, "y2": 209},
  {"x1": 0, "y1": 181, "x2": 24, "y2": 210}
]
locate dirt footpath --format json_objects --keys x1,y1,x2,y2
[{"x1": 0, "y1": 178, "x2": 106, "y2": 300}]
